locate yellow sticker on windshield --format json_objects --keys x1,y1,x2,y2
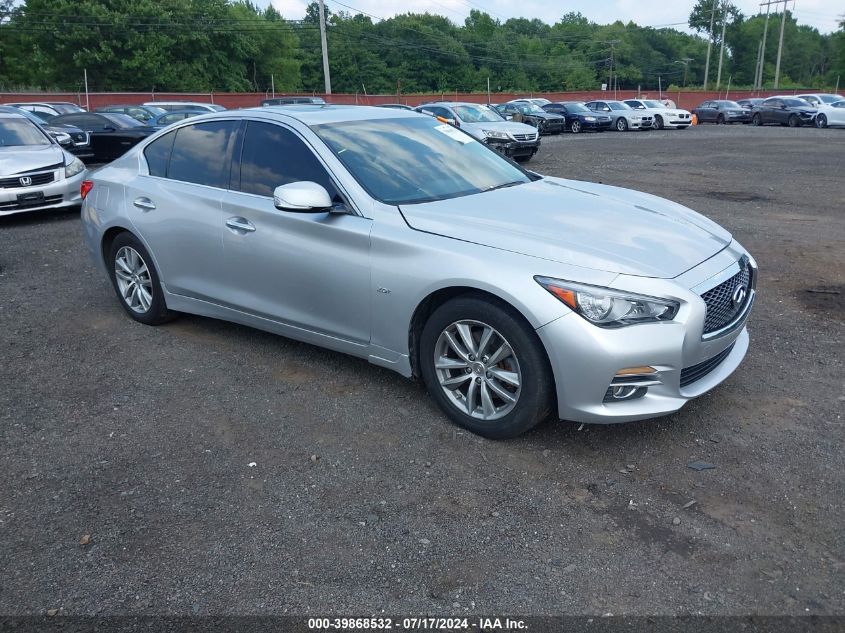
[{"x1": 434, "y1": 124, "x2": 473, "y2": 144}]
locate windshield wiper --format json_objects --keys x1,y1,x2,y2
[{"x1": 485, "y1": 180, "x2": 526, "y2": 192}]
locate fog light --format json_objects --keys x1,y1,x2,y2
[{"x1": 612, "y1": 385, "x2": 640, "y2": 399}]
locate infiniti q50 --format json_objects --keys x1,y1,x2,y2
[{"x1": 80, "y1": 106, "x2": 756, "y2": 439}]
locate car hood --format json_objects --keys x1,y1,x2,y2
[
  {"x1": 399, "y1": 176, "x2": 731, "y2": 278},
  {"x1": 0, "y1": 144, "x2": 64, "y2": 175},
  {"x1": 463, "y1": 121, "x2": 537, "y2": 136}
]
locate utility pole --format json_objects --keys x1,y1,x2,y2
[
  {"x1": 318, "y1": 0, "x2": 331, "y2": 94},
  {"x1": 716, "y1": 1, "x2": 728, "y2": 90},
  {"x1": 773, "y1": 0, "x2": 789, "y2": 89},
  {"x1": 607, "y1": 40, "x2": 620, "y2": 96},
  {"x1": 756, "y1": 1, "x2": 772, "y2": 89},
  {"x1": 703, "y1": 0, "x2": 717, "y2": 90},
  {"x1": 753, "y1": 40, "x2": 762, "y2": 92}
]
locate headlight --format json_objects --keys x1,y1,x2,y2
[
  {"x1": 535, "y1": 277, "x2": 679, "y2": 327},
  {"x1": 482, "y1": 129, "x2": 509, "y2": 139},
  {"x1": 65, "y1": 156, "x2": 85, "y2": 178},
  {"x1": 584, "y1": 116, "x2": 596, "y2": 121},
  {"x1": 54, "y1": 132, "x2": 72, "y2": 145}
]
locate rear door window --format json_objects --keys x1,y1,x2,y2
[
  {"x1": 143, "y1": 130, "x2": 177, "y2": 177},
  {"x1": 168, "y1": 120, "x2": 238, "y2": 188}
]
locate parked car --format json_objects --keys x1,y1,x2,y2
[
  {"x1": 493, "y1": 102, "x2": 565, "y2": 135},
  {"x1": 0, "y1": 113, "x2": 87, "y2": 216},
  {"x1": 795, "y1": 93, "x2": 844, "y2": 108},
  {"x1": 736, "y1": 98, "x2": 764, "y2": 111},
  {"x1": 750, "y1": 97, "x2": 817, "y2": 127},
  {"x1": 376, "y1": 103, "x2": 414, "y2": 110},
  {"x1": 95, "y1": 104, "x2": 166, "y2": 123},
  {"x1": 0, "y1": 105, "x2": 93, "y2": 160},
  {"x1": 5, "y1": 101, "x2": 85, "y2": 117},
  {"x1": 81, "y1": 106, "x2": 756, "y2": 439},
  {"x1": 624, "y1": 99, "x2": 693, "y2": 129},
  {"x1": 812, "y1": 99, "x2": 845, "y2": 128},
  {"x1": 415, "y1": 102, "x2": 540, "y2": 161},
  {"x1": 584, "y1": 100, "x2": 652, "y2": 131},
  {"x1": 509, "y1": 98, "x2": 551, "y2": 107},
  {"x1": 143, "y1": 101, "x2": 226, "y2": 113},
  {"x1": 147, "y1": 110, "x2": 202, "y2": 129},
  {"x1": 261, "y1": 97, "x2": 326, "y2": 106},
  {"x1": 49, "y1": 112, "x2": 157, "y2": 163},
  {"x1": 692, "y1": 100, "x2": 751, "y2": 124},
  {"x1": 541, "y1": 102, "x2": 612, "y2": 133}
]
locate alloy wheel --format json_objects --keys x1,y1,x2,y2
[
  {"x1": 114, "y1": 246, "x2": 154, "y2": 313},
  {"x1": 816, "y1": 114, "x2": 827, "y2": 128},
  {"x1": 571, "y1": 120, "x2": 581, "y2": 133},
  {"x1": 433, "y1": 320, "x2": 522, "y2": 421}
]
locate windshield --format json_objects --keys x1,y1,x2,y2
[
  {"x1": 784, "y1": 98, "x2": 811, "y2": 107},
  {"x1": 312, "y1": 117, "x2": 531, "y2": 205},
  {"x1": 643, "y1": 100, "x2": 665, "y2": 108},
  {"x1": 609, "y1": 102, "x2": 631, "y2": 111},
  {"x1": 0, "y1": 118, "x2": 51, "y2": 146},
  {"x1": 209, "y1": 104, "x2": 227, "y2": 111},
  {"x1": 145, "y1": 106, "x2": 166, "y2": 115},
  {"x1": 625, "y1": 101, "x2": 645, "y2": 109},
  {"x1": 819, "y1": 94, "x2": 842, "y2": 104},
  {"x1": 453, "y1": 104, "x2": 503, "y2": 123},
  {"x1": 717, "y1": 101, "x2": 741, "y2": 108},
  {"x1": 564, "y1": 103, "x2": 590, "y2": 113},
  {"x1": 517, "y1": 103, "x2": 546, "y2": 114}
]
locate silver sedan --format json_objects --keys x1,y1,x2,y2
[{"x1": 80, "y1": 106, "x2": 755, "y2": 438}]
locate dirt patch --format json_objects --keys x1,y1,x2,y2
[{"x1": 795, "y1": 286, "x2": 845, "y2": 316}]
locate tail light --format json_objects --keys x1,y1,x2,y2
[{"x1": 80, "y1": 180, "x2": 94, "y2": 200}]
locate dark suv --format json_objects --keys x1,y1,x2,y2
[{"x1": 751, "y1": 97, "x2": 817, "y2": 127}]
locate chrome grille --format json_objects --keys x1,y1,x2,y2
[
  {"x1": 0, "y1": 172, "x2": 55, "y2": 189},
  {"x1": 701, "y1": 263, "x2": 751, "y2": 334},
  {"x1": 512, "y1": 133, "x2": 537, "y2": 141}
]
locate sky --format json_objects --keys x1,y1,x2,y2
[{"x1": 262, "y1": 0, "x2": 842, "y2": 34}]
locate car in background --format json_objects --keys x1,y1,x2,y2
[
  {"x1": 95, "y1": 104, "x2": 166, "y2": 124},
  {"x1": 812, "y1": 99, "x2": 845, "y2": 128},
  {"x1": 584, "y1": 100, "x2": 652, "y2": 131},
  {"x1": 509, "y1": 98, "x2": 551, "y2": 107},
  {"x1": 49, "y1": 112, "x2": 157, "y2": 163},
  {"x1": 5, "y1": 101, "x2": 86, "y2": 117},
  {"x1": 736, "y1": 98, "x2": 764, "y2": 111},
  {"x1": 750, "y1": 97, "x2": 817, "y2": 127},
  {"x1": 376, "y1": 103, "x2": 414, "y2": 110},
  {"x1": 415, "y1": 101, "x2": 540, "y2": 162},
  {"x1": 795, "y1": 93, "x2": 844, "y2": 108},
  {"x1": 147, "y1": 110, "x2": 202, "y2": 129},
  {"x1": 493, "y1": 102, "x2": 565, "y2": 135},
  {"x1": 542, "y1": 102, "x2": 611, "y2": 133},
  {"x1": 0, "y1": 105, "x2": 93, "y2": 160},
  {"x1": 261, "y1": 97, "x2": 326, "y2": 106},
  {"x1": 692, "y1": 100, "x2": 751, "y2": 124},
  {"x1": 81, "y1": 105, "x2": 756, "y2": 439},
  {"x1": 624, "y1": 99, "x2": 692, "y2": 129},
  {"x1": 143, "y1": 101, "x2": 226, "y2": 113},
  {"x1": 0, "y1": 112, "x2": 87, "y2": 216}
]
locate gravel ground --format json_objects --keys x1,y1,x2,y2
[{"x1": 0, "y1": 124, "x2": 843, "y2": 617}]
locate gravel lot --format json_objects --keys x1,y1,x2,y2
[{"x1": 1, "y1": 124, "x2": 843, "y2": 618}]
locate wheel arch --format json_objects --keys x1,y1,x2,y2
[{"x1": 101, "y1": 225, "x2": 134, "y2": 268}]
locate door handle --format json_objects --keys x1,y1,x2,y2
[
  {"x1": 225, "y1": 217, "x2": 256, "y2": 233},
  {"x1": 133, "y1": 197, "x2": 156, "y2": 211}
]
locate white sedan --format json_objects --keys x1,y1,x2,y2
[
  {"x1": 813, "y1": 99, "x2": 845, "y2": 128},
  {"x1": 624, "y1": 99, "x2": 693, "y2": 130}
]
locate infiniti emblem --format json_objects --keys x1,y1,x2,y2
[
  {"x1": 732, "y1": 284, "x2": 747, "y2": 308},
  {"x1": 19, "y1": 176, "x2": 32, "y2": 186}
]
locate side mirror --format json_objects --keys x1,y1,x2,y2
[
  {"x1": 273, "y1": 181, "x2": 333, "y2": 213},
  {"x1": 103, "y1": 125, "x2": 116, "y2": 132}
]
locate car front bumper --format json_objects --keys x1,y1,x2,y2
[
  {"x1": 664, "y1": 115, "x2": 693, "y2": 127},
  {"x1": 536, "y1": 244, "x2": 756, "y2": 424},
  {"x1": 582, "y1": 118, "x2": 612, "y2": 130},
  {"x1": 485, "y1": 138, "x2": 541, "y2": 158},
  {"x1": 0, "y1": 168, "x2": 87, "y2": 216}
]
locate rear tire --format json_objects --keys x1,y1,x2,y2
[
  {"x1": 108, "y1": 232, "x2": 175, "y2": 325},
  {"x1": 616, "y1": 117, "x2": 628, "y2": 132},
  {"x1": 419, "y1": 295, "x2": 555, "y2": 439}
]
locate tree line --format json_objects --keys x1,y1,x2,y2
[{"x1": 0, "y1": 0, "x2": 842, "y2": 95}]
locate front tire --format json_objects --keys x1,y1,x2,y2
[
  {"x1": 419, "y1": 295, "x2": 555, "y2": 439},
  {"x1": 752, "y1": 114, "x2": 762, "y2": 126},
  {"x1": 654, "y1": 115, "x2": 664, "y2": 130},
  {"x1": 788, "y1": 114, "x2": 800, "y2": 127},
  {"x1": 816, "y1": 114, "x2": 827, "y2": 128},
  {"x1": 108, "y1": 232, "x2": 174, "y2": 325},
  {"x1": 570, "y1": 120, "x2": 582, "y2": 133},
  {"x1": 717, "y1": 114, "x2": 725, "y2": 124},
  {"x1": 615, "y1": 117, "x2": 628, "y2": 132}
]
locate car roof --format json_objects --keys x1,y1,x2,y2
[
  {"x1": 416, "y1": 102, "x2": 489, "y2": 108},
  {"x1": 0, "y1": 112, "x2": 31, "y2": 120},
  {"x1": 242, "y1": 104, "x2": 418, "y2": 125}
]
